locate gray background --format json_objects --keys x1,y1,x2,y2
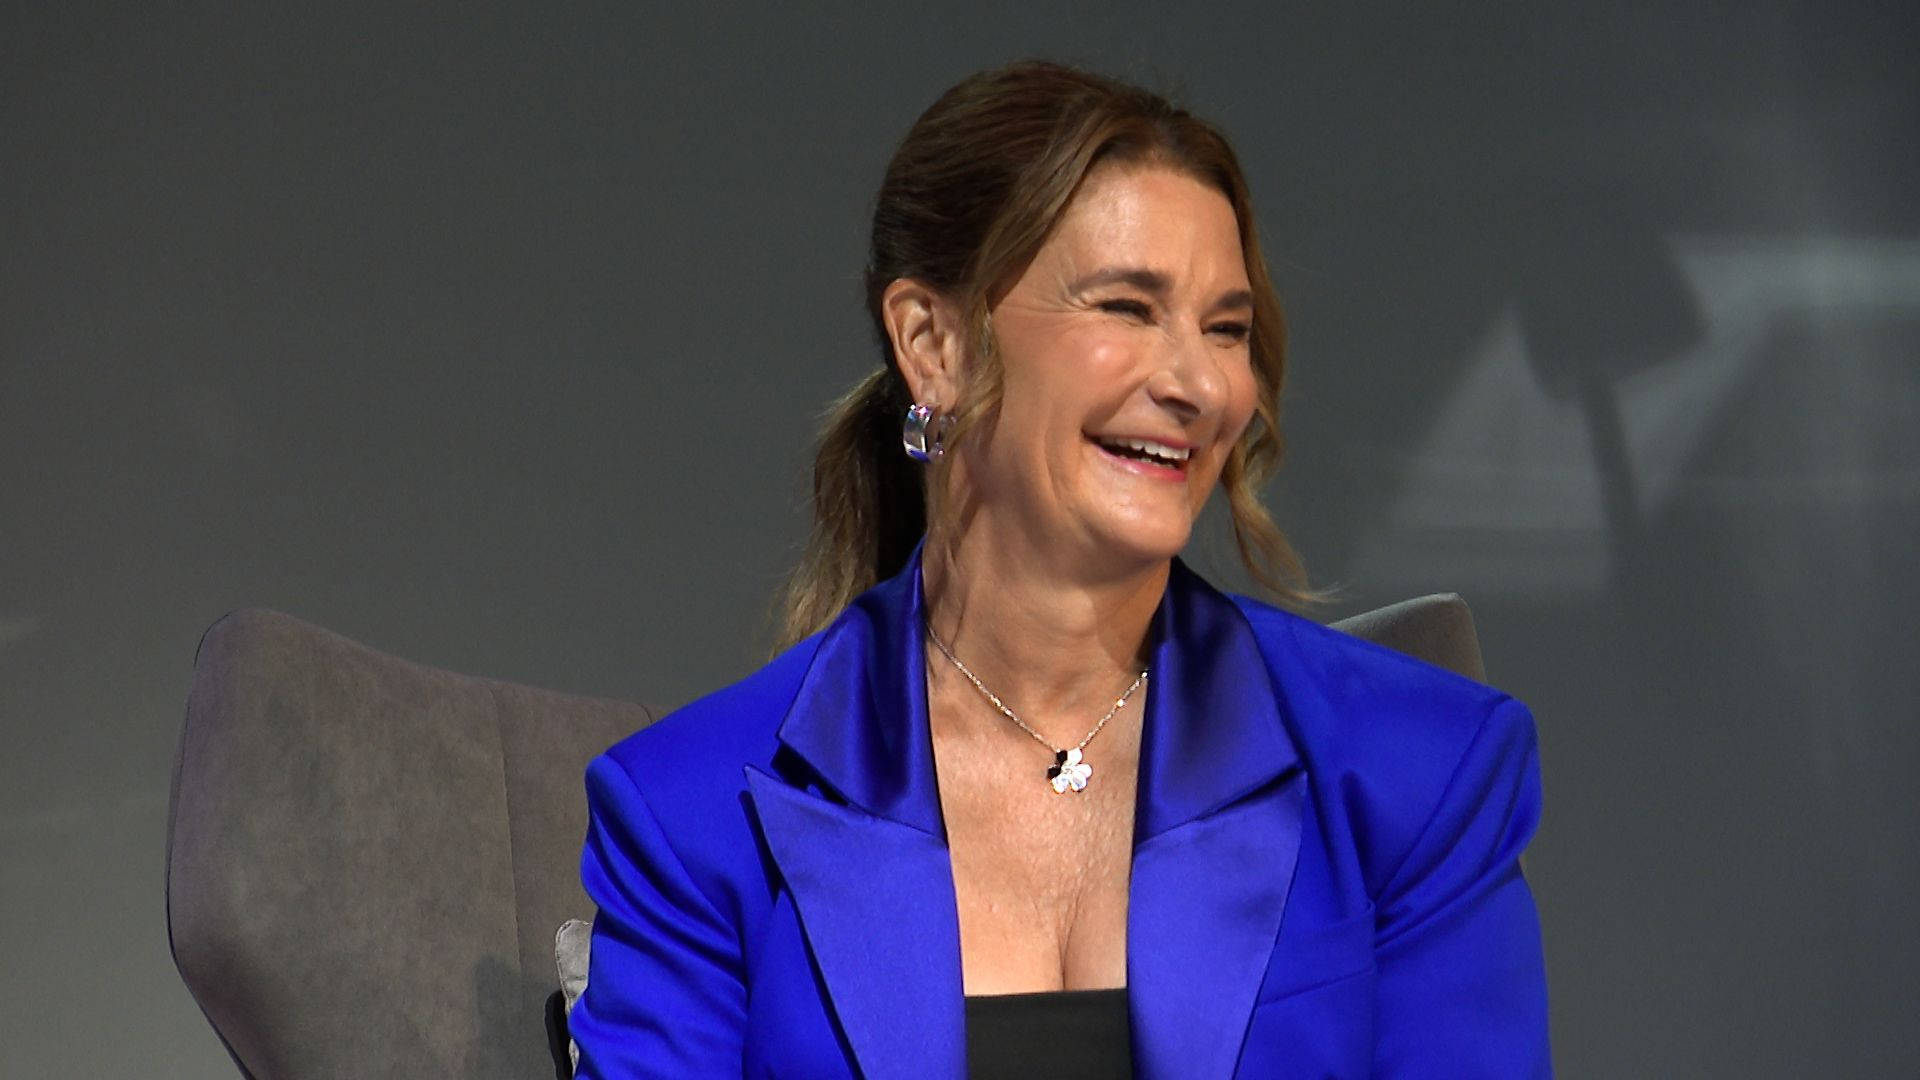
[{"x1": 4, "y1": 2, "x2": 1915, "y2": 1076}]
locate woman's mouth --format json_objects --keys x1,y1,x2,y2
[{"x1": 1091, "y1": 435, "x2": 1192, "y2": 477}]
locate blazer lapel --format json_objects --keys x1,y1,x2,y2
[
  {"x1": 1127, "y1": 561, "x2": 1308, "y2": 1080},
  {"x1": 744, "y1": 769, "x2": 963, "y2": 1080},
  {"x1": 744, "y1": 550, "x2": 965, "y2": 1080}
]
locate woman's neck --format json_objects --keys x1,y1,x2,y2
[{"x1": 920, "y1": 527, "x2": 1167, "y2": 746}]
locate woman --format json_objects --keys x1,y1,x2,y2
[{"x1": 572, "y1": 61, "x2": 1549, "y2": 1078}]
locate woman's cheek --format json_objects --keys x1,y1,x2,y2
[{"x1": 1084, "y1": 335, "x2": 1138, "y2": 379}]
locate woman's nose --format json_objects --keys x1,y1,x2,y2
[{"x1": 1146, "y1": 328, "x2": 1229, "y2": 421}]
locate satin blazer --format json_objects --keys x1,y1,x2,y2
[{"x1": 571, "y1": 549, "x2": 1550, "y2": 1078}]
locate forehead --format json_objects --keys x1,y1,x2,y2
[{"x1": 1040, "y1": 163, "x2": 1247, "y2": 280}]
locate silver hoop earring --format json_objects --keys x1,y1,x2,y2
[{"x1": 902, "y1": 402, "x2": 953, "y2": 462}]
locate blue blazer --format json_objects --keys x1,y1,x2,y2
[{"x1": 572, "y1": 549, "x2": 1550, "y2": 1078}]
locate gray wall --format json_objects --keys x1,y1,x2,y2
[{"x1": 3, "y1": 2, "x2": 1914, "y2": 1075}]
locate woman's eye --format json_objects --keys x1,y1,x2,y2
[
  {"x1": 1208, "y1": 321, "x2": 1252, "y2": 342},
  {"x1": 1097, "y1": 298, "x2": 1153, "y2": 320}
]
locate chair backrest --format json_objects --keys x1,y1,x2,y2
[
  {"x1": 167, "y1": 609, "x2": 653, "y2": 1079},
  {"x1": 1332, "y1": 592, "x2": 1486, "y2": 684},
  {"x1": 166, "y1": 594, "x2": 1482, "y2": 1078}
]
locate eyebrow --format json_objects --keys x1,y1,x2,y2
[{"x1": 1068, "y1": 266, "x2": 1254, "y2": 312}]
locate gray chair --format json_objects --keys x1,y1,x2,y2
[{"x1": 166, "y1": 595, "x2": 1486, "y2": 1078}]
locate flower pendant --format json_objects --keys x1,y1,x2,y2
[{"x1": 1048, "y1": 747, "x2": 1092, "y2": 794}]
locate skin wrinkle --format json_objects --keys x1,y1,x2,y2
[{"x1": 883, "y1": 162, "x2": 1257, "y2": 995}]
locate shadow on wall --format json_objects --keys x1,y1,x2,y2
[
  {"x1": 1348, "y1": 237, "x2": 1920, "y2": 600},
  {"x1": 1338, "y1": 232, "x2": 1920, "y2": 1074}
]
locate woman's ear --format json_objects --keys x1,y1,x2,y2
[{"x1": 881, "y1": 278, "x2": 966, "y2": 407}]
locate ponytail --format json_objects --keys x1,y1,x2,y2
[{"x1": 773, "y1": 367, "x2": 926, "y2": 650}]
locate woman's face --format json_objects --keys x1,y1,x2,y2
[{"x1": 956, "y1": 163, "x2": 1258, "y2": 577}]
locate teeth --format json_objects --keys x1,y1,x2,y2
[{"x1": 1100, "y1": 437, "x2": 1191, "y2": 464}]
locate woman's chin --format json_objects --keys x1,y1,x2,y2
[{"x1": 1078, "y1": 522, "x2": 1193, "y2": 576}]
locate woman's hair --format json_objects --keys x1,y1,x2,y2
[{"x1": 774, "y1": 59, "x2": 1312, "y2": 649}]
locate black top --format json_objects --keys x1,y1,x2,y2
[{"x1": 964, "y1": 987, "x2": 1133, "y2": 1079}]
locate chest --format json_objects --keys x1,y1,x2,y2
[{"x1": 930, "y1": 705, "x2": 1141, "y2": 994}]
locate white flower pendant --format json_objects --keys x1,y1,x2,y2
[{"x1": 1048, "y1": 747, "x2": 1092, "y2": 794}]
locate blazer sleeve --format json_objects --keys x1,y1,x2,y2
[
  {"x1": 1372, "y1": 695, "x2": 1552, "y2": 1077},
  {"x1": 570, "y1": 752, "x2": 747, "y2": 1078}
]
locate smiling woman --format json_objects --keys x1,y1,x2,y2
[{"x1": 570, "y1": 60, "x2": 1550, "y2": 1079}]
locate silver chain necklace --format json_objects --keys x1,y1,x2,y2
[{"x1": 924, "y1": 621, "x2": 1148, "y2": 794}]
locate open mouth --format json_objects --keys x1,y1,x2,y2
[{"x1": 1093, "y1": 435, "x2": 1192, "y2": 472}]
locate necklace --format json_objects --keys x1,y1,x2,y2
[{"x1": 924, "y1": 620, "x2": 1148, "y2": 794}]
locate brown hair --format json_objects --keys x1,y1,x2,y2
[{"x1": 775, "y1": 60, "x2": 1312, "y2": 649}]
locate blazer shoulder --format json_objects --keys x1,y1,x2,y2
[
  {"x1": 1229, "y1": 592, "x2": 1515, "y2": 732},
  {"x1": 1227, "y1": 593, "x2": 1538, "y2": 896},
  {"x1": 582, "y1": 633, "x2": 832, "y2": 921}
]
